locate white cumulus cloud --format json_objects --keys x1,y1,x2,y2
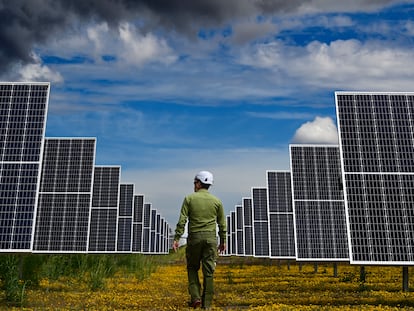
[{"x1": 292, "y1": 116, "x2": 338, "y2": 144}]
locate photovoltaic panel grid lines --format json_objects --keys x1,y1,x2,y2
[
  {"x1": 34, "y1": 138, "x2": 96, "y2": 252},
  {"x1": 336, "y1": 92, "x2": 414, "y2": 265},
  {"x1": 290, "y1": 144, "x2": 349, "y2": 261},
  {"x1": 0, "y1": 82, "x2": 49, "y2": 251},
  {"x1": 267, "y1": 171, "x2": 295, "y2": 259},
  {"x1": 89, "y1": 166, "x2": 120, "y2": 252}
]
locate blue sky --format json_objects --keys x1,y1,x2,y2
[{"x1": 1, "y1": 0, "x2": 414, "y2": 226}]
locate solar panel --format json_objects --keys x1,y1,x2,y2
[
  {"x1": 33, "y1": 138, "x2": 96, "y2": 253},
  {"x1": 158, "y1": 217, "x2": 169, "y2": 255},
  {"x1": 290, "y1": 144, "x2": 349, "y2": 261},
  {"x1": 252, "y1": 187, "x2": 270, "y2": 257},
  {"x1": 88, "y1": 166, "x2": 120, "y2": 252},
  {"x1": 164, "y1": 221, "x2": 170, "y2": 253},
  {"x1": 132, "y1": 194, "x2": 144, "y2": 252},
  {"x1": 160, "y1": 217, "x2": 165, "y2": 253},
  {"x1": 142, "y1": 203, "x2": 151, "y2": 253},
  {"x1": 163, "y1": 219, "x2": 168, "y2": 254},
  {"x1": 225, "y1": 215, "x2": 232, "y2": 255},
  {"x1": 336, "y1": 92, "x2": 414, "y2": 265},
  {"x1": 117, "y1": 184, "x2": 134, "y2": 252},
  {"x1": 0, "y1": 82, "x2": 49, "y2": 251},
  {"x1": 230, "y1": 211, "x2": 236, "y2": 256},
  {"x1": 235, "y1": 205, "x2": 244, "y2": 255},
  {"x1": 150, "y1": 209, "x2": 157, "y2": 253},
  {"x1": 119, "y1": 184, "x2": 134, "y2": 216},
  {"x1": 166, "y1": 222, "x2": 171, "y2": 253},
  {"x1": 242, "y1": 197, "x2": 253, "y2": 256},
  {"x1": 155, "y1": 213, "x2": 161, "y2": 253},
  {"x1": 267, "y1": 170, "x2": 295, "y2": 259}
]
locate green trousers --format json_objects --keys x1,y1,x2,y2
[{"x1": 186, "y1": 231, "x2": 217, "y2": 308}]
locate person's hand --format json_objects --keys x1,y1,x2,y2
[
  {"x1": 218, "y1": 243, "x2": 226, "y2": 254},
  {"x1": 173, "y1": 240, "x2": 179, "y2": 252}
]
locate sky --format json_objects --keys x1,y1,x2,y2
[{"x1": 1, "y1": 0, "x2": 414, "y2": 227}]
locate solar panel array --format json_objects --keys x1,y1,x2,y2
[
  {"x1": 336, "y1": 92, "x2": 414, "y2": 265},
  {"x1": 7, "y1": 82, "x2": 414, "y2": 265},
  {"x1": 225, "y1": 148, "x2": 348, "y2": 261},
  {"x1": 290, "y1": 145, "x2": 349, "y2": 261},
  {"x1": 0, "y1": 82, "x2": 170, "y2": 254},
  {"x1": 221, "y1": 93, "x2": 414, "y2": 268}
]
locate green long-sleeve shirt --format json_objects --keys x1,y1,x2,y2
[{"x1": 174, "y1": 189, "x2": 226, "y2": 243}]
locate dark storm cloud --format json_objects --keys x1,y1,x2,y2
[{"x1": 0, "y1": 0, "x2": 404, "y2": 72}]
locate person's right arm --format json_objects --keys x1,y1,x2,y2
[
  {"x1": 216, "y1": 201, "x2": 226, "y2": 253},
  {"x1": 173, "y1": 197, "x2": 189, "y2": 251}
]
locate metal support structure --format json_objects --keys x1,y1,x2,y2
[
  {"x1": 359, "y1": 266, "x2": 366, "y2": 282},
  {"x1": 402, "y1": 266, "x2": 409, "y2": 292}
]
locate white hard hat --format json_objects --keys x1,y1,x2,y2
[{"x1": 195, "y1": 171, "x2": 214, "y2": 185}]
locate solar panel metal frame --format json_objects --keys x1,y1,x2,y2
[
  {"x1": 290, "y1": 144, "x2": 349, "y2": 262},
  {"x1": 33, "y1": 137, "x2": 96, "y2": 253},
  {"x1": 0, "y1": 82, "x2": 50, "y2": 252},
  {"x1": 336, "y1": 91, "x2": 414, "y2": 265},
  {"x1": 266, "y1": 170, "x2": 296, "y2": 259}
]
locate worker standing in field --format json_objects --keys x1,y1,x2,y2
[{"x1": 173, "y1": 170, "x2": 226, "y2": 309}]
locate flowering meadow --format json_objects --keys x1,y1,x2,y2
[{"x1": 1, "y1": 251, "x2": 414, "y2": 310}]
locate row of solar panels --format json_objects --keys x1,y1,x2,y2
[
  {"x1": 0, "y1": 82, "x2": 171, "y2": 254},
  {"x1": 225, "y1": 93, "x2": 414, "y2": 266},
  {"x1": 225, "y1": 149, "x2": 345, "y2": 261}
]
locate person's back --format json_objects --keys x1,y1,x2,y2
[
  {"x1": 184, "y1": 189, "x2": 223, "y2": 234},
  {"x1": 173, "y1": 171, "x2": 226, "y2": 309}
]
